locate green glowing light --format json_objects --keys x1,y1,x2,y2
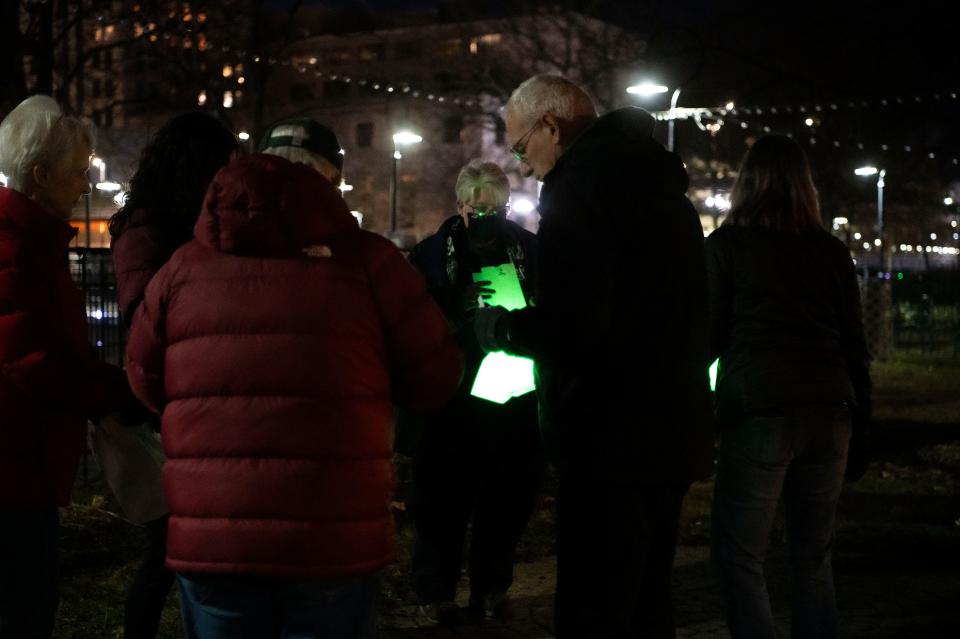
[
  {"x1": 470, "y1": 351, "x2": 536, "y2": 404},
  {"x1": 470, "y1": 262, "x2": 535, "y2": 403},
  {"x1": 472, "y1": 263, "x2": 526, "y2": 311},
  {"x1": 709, "y1": 358, "x2": 719, "y2": 392}
]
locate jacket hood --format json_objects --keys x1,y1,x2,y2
[
  {"x1": 194, "y1": 154, "x2": 356, "y2": 256},
  {"x1": 551, "y1": 107, "x2": 689, "y2": 198}
]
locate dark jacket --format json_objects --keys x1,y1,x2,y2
[
  {"x1": 0, "y1": 186, "x2": 132, "y2": 506},
  {"x1": 501, "y1": 108, "x2": 715, "y2": 483},
  {"x1": 704, "y1": 224, "x2": 871, "y2": 424},
  {"x1": 411, "y1": 214, "x2": 537, "y2": 381},
  {"x1": 125, "y1": 154, "x2": 464, "y2": 578}
]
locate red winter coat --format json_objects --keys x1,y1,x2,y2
[
  {"x1": 0, "y1": 187, "x2": 130, "y2": 506},
  {"x1": 125, "y1": 154, "x2": 464, "y2": 578}
]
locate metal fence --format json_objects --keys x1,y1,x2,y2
[
  {"x1": 69, "y1": 248, "x2": 124, "y2": 368},
  {"x1": 861, "y1": 269, "x2": 960, "y2": 359}
]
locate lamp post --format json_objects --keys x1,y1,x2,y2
[
  {"x1": 626, "y1": 81, "x2": 680, "y2": 152},
  {"x1": 855, "y1": 166, "x2": 887, "y2": 273},
  {"x1": 390, "y1": 130, "x2": 422, "y2": 233}
]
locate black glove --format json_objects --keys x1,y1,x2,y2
[
  {"x1": 474, "y1": 306, "x2": 508, "y2": 352},
  {"x1": 461, "y1": 280, "x2": 495, "y2": 313}
]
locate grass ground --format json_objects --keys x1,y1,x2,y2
[{"x1": 52, "y1": 351, "x2": 960, "y2": 638}]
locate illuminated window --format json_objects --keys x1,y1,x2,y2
[
  {"x1": 358, "y1": 45, "x2": 383, "y2": 62},
  {"x1": 326, "y1": 48, "x2": 351, "y2": 64},
  {"x1": 434, "y1": 38, "x2": 463, "y2": 57}
]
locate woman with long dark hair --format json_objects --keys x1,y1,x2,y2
[
  {"x1": 706, "y1": 135, "x2": 872, "y2": 639},
  {"x1": 109, "y1": 111, "x2": 238, "y2": 639}
]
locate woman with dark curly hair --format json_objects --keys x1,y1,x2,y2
[
  {"x1": 111, "y1": 111, "x2": 239, "y2": 325},
  {"x1": 109, "y1": 111, "x2": 238, "y2": 639}
]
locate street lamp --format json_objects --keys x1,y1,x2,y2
[
  {"x1": 390, "y1": 130, "x2": 422, "y2": 233},
  {"x1": 625, "y1": 81, "x2": 681, "y2": 152},
  {"x1": 855, "y1": 166, "x2": 887, "y2": 272}
]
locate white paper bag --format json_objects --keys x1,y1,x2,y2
[{"x1": 89, "y1": 414, "x2": 167, "y2": 524}]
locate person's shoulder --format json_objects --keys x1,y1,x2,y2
[
  {"x1": 809, "y1": 227, "x2": 854, "y2": 262},
  {"x1": 705, "y1": 224, "x2": 739, "y2": 247},
  {"x1": 506, "y1": 219, "x2": 537, "y2": 242}
]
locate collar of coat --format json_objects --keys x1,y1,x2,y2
[{"x1": 0, "y1": 186, "x2": 78, "y2": 250}]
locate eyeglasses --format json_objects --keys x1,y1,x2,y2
[
  {"x1": 463, "y1": 203, "x2": 509, "y2": 218},
  {"x1": 509, "y1": 119, "x2": 542, "y2": 162}
]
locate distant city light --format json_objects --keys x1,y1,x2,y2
[
  {"x1": 930, "y1": 233, "x2": 937, "y2": 240},
  {"x1": 96, "y1": 181, "x2": 122, "y2": 192},
  {"x1": 855, "y1": 166, "x2": 879, "y2": 176},
  {"x1": 197, "y1": 90, "x2": 207, "y2": 106},
  {"x1": 805, "y1": 118, "x2": 814, "y2": 126},
  {"x1": 626, "y1": 82, "x2": 669, "y2": 97},
  {"x1": 833, "y1": 216, "x2": 848, "y2": 225},
  {"x1": 725, "y1": 101, "x2": 735, "y2": 110},
  {"x1": 874, "y1": 238, "x2": 882, "y2": 247},
  {"x1": 862, "y1": 242, "x2": 871, "y2": 250},
  {"x1": 238, "y1": 131, "x2": 250, "y2": 141},
  {"x1": 223, "y1": 91, "x2": 234, "y2": 108},
  {"x1": 392, "y1": 131, "x2": 423, "y2": 145},
  {"x1": 339, "y1": 182, "x2": 353, "y2": 192},
  {"x1": 945, "y1": 197, "x2": 954, "y2": 205},
  {"x1": 854, "y1": 232, "x2": 862, "y2": 240},
  {"x1": 512, "y1": 197, "x2": 536, "y2": 214}
]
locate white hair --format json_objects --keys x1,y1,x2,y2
[
  {"x1": 504, "y1": 74, "x2": 598, "y2": 129},
  {"x1": 0, "y1": 95, "x2": 94, "y2": 193},
  {"x1": 261, "y1": 146, "x2": 341, "y2": 184},
  {"x1": 455, "y1": 160, "x2": 510, "y2": 207}
]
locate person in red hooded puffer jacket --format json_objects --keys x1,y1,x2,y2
[
  {"x1": 125, "y1": 118, "x2": 464, "y2": 639},
  {"x1": 0, "y1": 95, "x2": 139, "y2": 637}
]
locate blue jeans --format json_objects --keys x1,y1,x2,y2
[
  {"x1": 711, "y1": 405, "x2": 850, "y2": 639},
  {"x1": 0, "y1": 508, "x2": 59, "y2": 639},
  {"x1": 177, "y1": 572, "x2": 379, "y2": 639}
]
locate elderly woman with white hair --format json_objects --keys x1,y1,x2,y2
[
  {"x1": 407, "y1": 159, "x2": 543, "y2": 626},
  {"x1": 0, "y1": 95, "x2": 136, "y2": 636}
]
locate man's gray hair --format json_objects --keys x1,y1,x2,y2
[
  {"x1": 504, "y1": 74, "x2": 598, "y2": 128},
  {"x1": 261, "y1": 145, "x2": 341, "y2": 185},
  {"x1": 0, "y1": 95, "x2": 94, "y2": 193},
  {"x1": 455, "y1": 159, "x2": 510, "y2": 207}
]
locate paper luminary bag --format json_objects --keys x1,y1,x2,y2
[
  {"x1": 470, "y1": 263, "x2": 536, "y2": 404},
  {"x1": 709, "y1": 358, "x2": 719, "y2": 392}
]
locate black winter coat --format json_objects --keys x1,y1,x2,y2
[
  {"x1": 503, "y1": 107, "x2": 715, "y2": 483},
  {"x1": 704, "y1": 224, "x2": 872, "y2": 425}
]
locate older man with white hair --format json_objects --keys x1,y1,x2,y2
[
  {"x1": 0, "y1": 95, "x2": 137, "y2": 637},
  {"x1": 474, "y1": 74, "x2": 715, "y2": 637}
]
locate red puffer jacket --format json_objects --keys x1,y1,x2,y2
[
  {"x1": 125, "y1": 154, "x2": 464, "y2": 578},
  {"x1": 0, "y1": 187, "x2": 130, "y2": 506}
]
